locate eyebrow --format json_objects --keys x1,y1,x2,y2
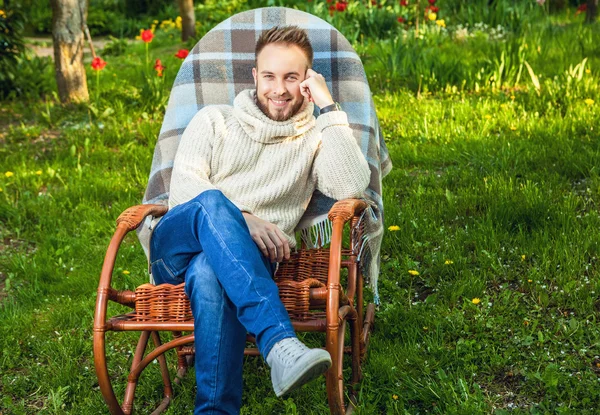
[{"x1": 260, "y1": 70, "x2": 301, "y2": 76}]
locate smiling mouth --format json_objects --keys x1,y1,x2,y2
[{"x1": 270, "y1": 98, "x2": 291, "y2": 108}]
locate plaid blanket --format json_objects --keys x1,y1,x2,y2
[{"x1": 139, "y1": 7, "x2": 392, "y2": 303}]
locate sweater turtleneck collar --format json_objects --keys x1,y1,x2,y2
[{"x1": 233, "y1": 89, "x2": 315, "y2": 144}]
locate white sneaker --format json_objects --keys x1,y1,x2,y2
[{"x1": 266, "y1": 337, "x2": 332, "y2": 397}]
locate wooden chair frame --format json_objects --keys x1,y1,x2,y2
[{"x1": 93, "y1": 198, "x2": 375, "y2": 414}]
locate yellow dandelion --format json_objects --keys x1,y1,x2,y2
[
  {"x1": 4, "y1": 171, "x2": 14, "y2": 178},
  {"x1": 0, "y1": 10, "x2": 5, "y2": 18},
  {"x1": 388, "y1": 225, "x2": 401, "y2": 231},
  {"x1": 0, "y1": 187, "x2": 3, "y2": 192},
  {"x1": 528, "y1": 279, "x2": 533, "y2": 283},
  {"x1": 392, "y1": 394, "x2": 399, "y2": 400},
  {"x1": 435, "y1": 19, "x2": 446, "y2": 28},
  {"x1": 521, "y1": 254, "x2": 526, "y2": 261},
  {"x1": 510, "y1": 95, "x2": 515, "y2": 100},
  {"x1": 523, "y1": 320, "x2": 529, "y2": 326},
  {"x1": 484, "y1": 115, "x2": 492, "y2": 120},
  {"x1": 510, "y1": 126, "x2": 517, "y2": 131},
  {"x1": 122, "y1": 270, "x2": 130, "y2": 275},
  {"x1": 35, "y1": 170, "x2": 42, "y2": 175},
  {"x1": 428, "y1": 12, "x2": 437, "y2": 21},
  {"x1": 585, "y1": 69, "x2": 591, "y2": 74},
  {"x1": 408, "y1": 270, "x2": 420, "y2": 276},
  {"x1": 471, "y1": 298, "x2": 481, "y2": 305},
  {"x1": 445, "y1": 259, "x2": 454, "y2": 265},
  {"x1": 584, "y1": 98, "x2": 594, "y2": 106}
]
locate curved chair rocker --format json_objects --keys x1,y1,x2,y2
[{"x1": 93, "y1": 7, "x2": 391, "y2": 415}]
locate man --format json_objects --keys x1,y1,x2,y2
[{"x1": 149, "y1": 26, "x2": 370, "y2": 414}]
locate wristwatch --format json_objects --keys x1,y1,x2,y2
[{"x1": 319, "y1": 102, "x2": 341, "y2": 115}]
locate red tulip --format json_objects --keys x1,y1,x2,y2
[
  {"x1": 335, "y1": 1, "x2": 348, "y2": 11},
  {"x1": 175, "y1": 49, "x2": 189, "y2": 60},
  {"x1": 141, "y1": 29, "x2": 154, "y2": 43},
  {"x1": 397, "y1": 17, "x2": 405, "y2": 23},
  {"x1": 576, "y1": 4, "x2": 587, "y2": 14},
  {"x1": 154, "y1": 59, "x2": 165, "y2": 77},
  {"x1": 91, "y1": 56, "x2": 107, "y2": 71},
  {"x1": 428, "y1": 0, "x2": 436, "y2": 4},
  {"x1": 400, "y1": 0, "x2": 408, "y2": 5}
]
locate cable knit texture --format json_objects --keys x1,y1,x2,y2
[{"x1": 169, "y1": 89, "x2": 370, "y2": 247}]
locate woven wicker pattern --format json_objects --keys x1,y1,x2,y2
[
  {"x1": 275, "y1": 248, "x2": 352, "y2": 285},
  {"x1": 133, "y1": 283, "x2": 192, "y2": 323},
  {"x1": 129, "y1": 249, "x2": 352, "y2": 323},
  {"x1": 277, "y1": 278, "x2": 326, "y2": 321}
]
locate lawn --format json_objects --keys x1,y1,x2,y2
[{"x1": 1, "y1": 0, "x2": 600, "y2": 414}]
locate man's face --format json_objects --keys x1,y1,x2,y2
[{"x1": 252, "y1": 43, "x2": 309, "y2": 121}]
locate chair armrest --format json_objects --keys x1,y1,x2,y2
[
  {"x1": 116, "y1": 204, "x2": 168, "y2": 231},
  {"x1": 327, "y1": 199, "x2": 368, "y2": 224}
]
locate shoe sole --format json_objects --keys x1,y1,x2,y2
[{"x1": 274, "y1": 351, "x2": 332, "y2": 397}]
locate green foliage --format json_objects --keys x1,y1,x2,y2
[
  {"x1": 3, "y1": 53, "x2": 55, "y2": 100},
  {"x1": 3, "y1": 2, "x2": 600, "y2": 414},
  {"x1": 101, "y1": 35, "x2": 129, "y2": 56},
  {"x1": 0, "y1": 4, "x2": 26, "y2": 99}
]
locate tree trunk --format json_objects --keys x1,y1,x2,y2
[
  {"x1": 587, "y1": 0, "x2": 598, "y2": 23},
  {"x1": 178, "y1": 0, "x2": 195, "y2": 42},
  {"x1": 51, "y1": 0, "x2": 89, "y2": 103}
]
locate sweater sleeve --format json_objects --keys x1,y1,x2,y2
[
  {"x1": 312, "y1": 110, "x2": 371, "y2": 200},
  {"x1": 168, "y1": 108, "x2": 218, "y2": 209}
]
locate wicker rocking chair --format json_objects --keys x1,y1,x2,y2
[{"x1": 93, "y1": 7, "x2": 389, "y2": 415}]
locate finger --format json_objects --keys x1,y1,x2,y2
[
  {"x1": 306, "y1": 68, "x2": 317, "y2": 77},
  {"x1": 261, "y1": 234, "x2": 277, "y2": 262},
  {"x1": 273, "y1": 227, "x2": 291, "y2": 260},
  {"x1": 251, "y1": 233, "x2": 270, "y2": 259},
  {"x1": 267, "y1": 229, "x2": 284, "y2": 262}
]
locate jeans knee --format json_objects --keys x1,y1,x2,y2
[
  {"x1": 193, "y1": 189, "x2": 227, "y2": 207},
  {"x1": 191, "y1": 189, "x2": 240, "y2": 219}
]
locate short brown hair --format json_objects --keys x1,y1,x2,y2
[{"x1": 255, "y1": 26, "x2": 313, "y2": 68}]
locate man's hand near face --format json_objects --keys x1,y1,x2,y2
[
  {"x1": 299, "y1": 69, "x2": 335, "y2": 109},
  {"x1": 242, "y1": 212, "x2": 291, "y2": 263}
]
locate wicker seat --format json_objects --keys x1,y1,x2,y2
[
  {"x1": 94, "y1": 201, "x2": 375, "y2": 414},
  {"x1": 93, "y1": 7, "x2": 385, "y2": 415}
]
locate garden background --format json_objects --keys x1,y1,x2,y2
[{"x1": 1, "y1": 0, "x2": 600, "y2": 413}]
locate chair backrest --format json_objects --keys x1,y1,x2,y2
[{"x1": 140, "y1": 7, "x2": 391, "y2": 256}]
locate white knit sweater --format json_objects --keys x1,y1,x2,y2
[{"x1": 169, "y1": 89, "x2": 370, "y2": 247}]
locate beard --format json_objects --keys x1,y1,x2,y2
[{"x1": 256, "y1": 95, "x2": 305, "y2": 122}]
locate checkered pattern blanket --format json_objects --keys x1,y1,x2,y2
[{"x1": 139, "y1": 7, "x2": 392, "y2": 302}]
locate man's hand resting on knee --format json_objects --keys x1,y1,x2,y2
[{"x1": 242, "y1": 212, "x2": 291, "y2": 262}]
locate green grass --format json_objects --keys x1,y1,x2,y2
[{"x1": 2, "y1": 3, "x2": 600, "y2": 414}]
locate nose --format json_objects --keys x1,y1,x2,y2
[{"x1": 275, "y1": 79, "x2": 287, "y2": 96}]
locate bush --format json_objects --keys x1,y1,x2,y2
[
  {"x1": 0, "y1": 4, "x2": 26, "y2": 99},
  {"x1": 3, "y1": 52, "x2": 55, "y2": 100}
]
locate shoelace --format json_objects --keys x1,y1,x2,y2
[{"x1": 276, "y1": 338, "x2": 308, "y2": 367}]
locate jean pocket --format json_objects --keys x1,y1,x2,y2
[{"x1": 150, "y1": 258, "x2": 179, "y2": 285}]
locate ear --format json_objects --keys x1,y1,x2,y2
[{"x1": 252, "y1": 67, "x2": 257, "y2": 86}]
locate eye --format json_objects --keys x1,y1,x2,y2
[
  {"x1": 287, "y1": 76, "x2": 298, "y2": 81},
  {"x1": 264, "y1": 75, "x2": 274, "y2": 79}
]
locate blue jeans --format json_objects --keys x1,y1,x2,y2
[{"x1": 149, "y1": 190, "x2": 296, "y2": 415}]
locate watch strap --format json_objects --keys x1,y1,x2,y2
[{"x1": 319, "y1": 102, "x2": 340, "y2": 115}]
